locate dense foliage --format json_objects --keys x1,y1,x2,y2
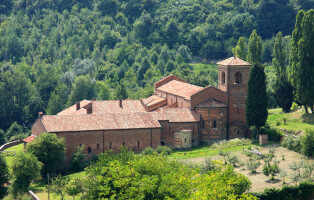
[
  {"x1": 0, "y1": 0, "x2": 312, "y2": 137},
  {"x1": 0, "y1": 155, "x2": 9, "y2": 199},
  {"x1": 252, "y1": 182, "x2": 314, "y2": 200},
  {"x1": 282, "y1": 129, "x2": 314, "y2": 157},
  {"x1": 26, "y1": 132, "x2": 66, "y2": 176},
  {"x1": 10, "y1": 152, "x2": 42, "y2": 196},
  {"x1": 79, "y1": 148, "x2": 255, "y2": 199}
]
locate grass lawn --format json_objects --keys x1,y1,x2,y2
[
  {"x1": 31, "y1": 171, "x2": 86, "y2": 200},
  {"x1": 2, "y1": 143, "x2": 24, "y2": 167},
  {"x1": 267, "y1": 108, "x2": 314, "y2": 132},
  {"x1": 170, "y1": 139, "x2": 259, "y2": 159}
]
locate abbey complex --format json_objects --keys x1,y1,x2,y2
[{"x1": 28, "y1": 57, "x2": 251, "y2": 159}]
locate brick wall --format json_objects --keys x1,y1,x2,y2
[
  {"x1": 159, "y1": 121, "x2": 199, "y2": 148},
  {"x1": 190, "y1": 86, "x2": 228, "y2": 109},
  {"x1": 31, "y1": 118, "x2": 47, "y2": 137},
  {"x1": 196, "y1": 107, "x2": 228, "y2": 144},
  {"x1": 229, "y1": 125, "x2": 246, "y2": 139}
]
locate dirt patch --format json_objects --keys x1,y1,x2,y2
[{"x1": 184, "y1": 146, "x2": 313, "y2": 192}]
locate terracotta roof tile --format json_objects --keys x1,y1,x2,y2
[
  {"x1": 57, "y1": 100, "x2": 146, "y2": 115},
  {"x1": 41, "y1": 112, "x2": 161, "y2": 132},
  {"x1": 196, "y1": 99, "x2": 228, "y2": 108},
  {"x1": 156, "y1": 80, "x2": 204, "y2": 100},
  {"x1": 141, "y1": 95, "x2": 166, "y2": 107},
  {"x1": 23, "y1": 135, "x2": 36, "y2": 143},
  {"x1": 151, "y1": 108, "x2": 200, "y2": 122},
  {"x1": 217, "y1": 57, "x2": 251, "y2": 66}
]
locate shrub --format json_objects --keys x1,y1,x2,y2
[
  {"x1": 156, "y1": 145, "x2": 172, "y2": 155},
  {"x1": 263, "y1": 162, "x2": 280, "y2": 180},
  {"x1": 142, "y1": 147, "x2": 155, "y2": 155},
  {"x1": 252, "y1": 182, "x2": 314, "y2": 200},
  {"x1": 291, "y1": 102, "x2": 299, "y2": 112},
  {"x1": 0, "y1": 155, "x2": 9, "y2": 199},
  {"x1": 71, "y1": 145, "x2": 87, "y2": 172},
  {"x1": 260, "y1": 125, "x2": 282, "y2": 142},
  {"x1": 227, "y1": 154, "x2": 239, "y2": 167},
  {"x1": 246, "y1": 159, "x2": 261, "y2": 173},
  {"x1": 301, "y1": 129, "x2": 314, "y2": 157},
  {"x1": 282, "y1": 134, "x2": 301, "y2": 153},
  {"x1": 201, "y1": 158, "x2": 218, "y2": 173}
]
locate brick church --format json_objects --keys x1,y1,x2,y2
[{"x1": 29, "y1": 57, "x2": 251, "y2": 159}]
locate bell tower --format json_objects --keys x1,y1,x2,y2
[{"x1": 217, "y1": 57, "x2": 251, "y2": 139}]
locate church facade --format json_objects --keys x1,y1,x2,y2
[{"x1": 29, "y1": 57, "x2": 251, "y2": 159}]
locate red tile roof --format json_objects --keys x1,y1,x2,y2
[
  {"x1": 23, "y1": 135, "x2": 36, "y2": 143},
  {"x1": 57, "y1": 100, "x2": 146, "y2": 115},
  {"x1": 156, "y1": 80, "x2": 204, "y2": 100},
  {"x1": 41, "y1": 112, "x2": 161, "y2": 132},
  {"x1": 154, "y1": 74, "x2": 188, "y2": 88},
  {"x1": 151, "y1": 108, "x2": 200, "y2": 122},
  {"x1": 142, "y1": 95, "x2": 166, "y2": 107},
  {"x1": 196, "y1": 99, "x2": 228, "y2": 108},
  {"x1": 217, "y1": 57, "x2": 251, "y2": 66}
]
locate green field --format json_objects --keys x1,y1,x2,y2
[
  {"x1": 267, "y1": 108, "x2": 314, "y2": 132},
  {"x1": 2, "y1": 143, "x2": 24, "y2": 167}
]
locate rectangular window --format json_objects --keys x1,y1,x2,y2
[
  {"x1": 201, "y1": 120, "x2": 205, "y2": 129},
  {"x1": 138, "y1": 141, "x2": 140, "y2": 147},
  {"x1": 110, "y1": 142, "x2": 112, "y2": 149},
  {"x1": 123, "y1": 142, "x2": 125, "y2": 146},
  {"x1": 97, "y1": 143, "x2": 100, "y2": 150}
]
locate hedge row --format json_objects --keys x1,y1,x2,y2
[{"x1": 251, "y1": 182, "x2": 314, "y2": 200}]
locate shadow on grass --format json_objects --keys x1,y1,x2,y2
[{"x1": 265, "y1": 179, "x2": 281, "y2": 184}]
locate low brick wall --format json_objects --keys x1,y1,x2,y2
[{"x1": 0, "y1": 140, "x2": 23, "y2": 151}]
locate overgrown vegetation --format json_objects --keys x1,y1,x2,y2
[{"x1": 282, "y1": 129, "x2": 314, "y2": 156}]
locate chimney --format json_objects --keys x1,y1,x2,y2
[
  {"x1": 119, "y1": 99, "x2": 122, "y2": 107},
  {"x1": 87, "y1": 104, "x2": 93, "y2": 114},
  {"x1": 76, "y1": 101, "x2": 80, "y2": 110},
  {"x1": 38, "y1": 112, "x2": 43, "y2": 118}
]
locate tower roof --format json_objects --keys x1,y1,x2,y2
[{"x1": 217, "y1": 57, "x2": 251, "y2": 66}]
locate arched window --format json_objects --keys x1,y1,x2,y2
[
  {"x1": 88, "y1": 147, "x2": 92, "y2": 154},
  {"x1": 160, "y1": 141, "x2": 165, "y2": 146},
  {"x1": 235, "y1": 72, "x2": 242, "y2": 84},
  {"x1": 221, "y1": 71, "x2": 225, "y2": 84},
  {"x1": 213, "y1": 120, "x2": 217, "y2": 128}
]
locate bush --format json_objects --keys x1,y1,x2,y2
[
  {"x1": 291, "y1": 102, "x2": 299, "y2": 112},
  {"x1": 0, "y1": 154, "x2": 9, "y2": 199},
  {"x1": 156, "y1": 145, "x2": 172, "y2": 155},
  {"x1": 71, "y1": 145, "x2": 87, "y2": 172},
  {"x1": 260, "y1": 125, "x2": 282, "y2": 142},
  {"x1": 282, "y1": 134, "x2": 301, "y2": 153},
  {"x1": 142, "y1": 147, "x2": 155, "y2": 155},
  {"x1": 252, "y1": 182, "x2": 314, "y2": 200},
  {"x1": 301, "y1": 129, "x2": 314, "y2": 157},
  {"x1": 226, "y1": 154, "x2": 239, "y2": 167},
  {"x1": 246, "y1": 159, "x2": 261, "y2": 173}
]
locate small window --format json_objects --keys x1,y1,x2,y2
[
  {"x1": 97, "y1": 143, "x2": 100, "y2": 150},
  {"x1": 79, "y1": 144, "x2": 82, "y2": 147},
  {"x1": 192, "y1": 139, "x2": 194, "y2": 143},
  {"x1": 169, "y1": 125, "x2": 170, "y2": 131},
  {"x1": 213, "y1": 120, "x2": 217, "y2": 128},
  {"x1": 201, "y1": 120, "x2": 205, "y2": 129},
  {"x1": 88, "y1": 147, "x2": 92, "y2": 154},
  {"x1": 123, "y1": 142, "x2": 125, "y2": 146},
  {"x1": 221, "y1": 71, "x2": 225, "y2": 84},
  {"x1": 110, "y1": 142, "x2": 112, "y2": 149},
  {"x1": 184, "y1": 138, "x2": 187, "y2": 144},
  {"x1": 235, "y1": 72, "x2": 242, "y2": 84},
  {"x1": 237, "y1": 130, "x2": 240, "y2": 135},
  {"x1": 137, "y1": 141, "x2": 140, "y2": 147},
  {"x1": 161, "y1": 141, "x2": 165, "y2": 146}
]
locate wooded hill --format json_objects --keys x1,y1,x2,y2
[{"x1": 0, "y1": 0, "x2": 312, "y2": 138}]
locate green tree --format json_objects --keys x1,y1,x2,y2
[
  {"x1": 289, "y1": 10, "x2": 314, "y2": 113},
  {"x1": 0, "y1": 154, "x2": 8, "y2": 199},
  {"x1": 10, "y1": 152, "x2": 42, "y2": 196},
  {"x1": 273, "y1": 32, "x2": 293, "y2": 112},
  {"x1": 133, "y1": 11, "x2": 152, "y2": 46},
  {"x1": 115, "y1": 83, "x2": 128, "y2": 100},
  {"x1": 246, "y1": 63, "x2": 268, "y2": 132},
  {"x1": 50, "y1": 174, "x2": 69, "y2": 200},
  {"x1": 301, "y1": 129, "x2": 314, "y2": 157},
  {"x1": 0, "y1": 129, "x2": 5, "y2": 145},
  {"x1": 233, "y1": 37, "x2": 247, "y2": 60},
  {"x1": 6, "y1": 122, "x2": 23, "y2": 142},
  {"x1": 137, "y1": 57, "x2": 150, "y2": 81},
  {"x1": 66, "y1": 179, "x2": 82, "y2": 200},
  {"x1": 68, "y1": 75, "x2": 96, "y2": 106},
  {"x1": 27, "y1": 133, "x2": 65, "y2": 176},
  {"x1": 71, "y1": 145, "x2": 87, "y2": 172},
  {"x1": 247, "y1": 30, "x2": 262, "y2": 64}
]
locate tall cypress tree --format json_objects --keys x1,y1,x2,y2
[
  {"x1": 233, "y1": 37, "x2": 246, "y2": 60},
  {"x1": 289, "y1": 9, "x2": 314, "y2": 113},
  {"x1": 273, "y1": 32, "x2": 293, "y2": 113},
  {"x1": 247, "y1": 30, "x2": 262, "y2": 64},
  {"x1": 246, "y1": 63, "x2": 268, "y2": 132}
]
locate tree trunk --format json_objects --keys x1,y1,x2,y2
[
  {"x1": 304, "y1": 104, "x2": 309, "y2": 113},
  {"x1": 310, "y1": 105, "x2": 313, "y2": 113}
]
